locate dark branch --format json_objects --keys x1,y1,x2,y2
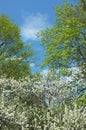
[{"x1": 0, "y1": 41, "x2": 5, "y2": 48}]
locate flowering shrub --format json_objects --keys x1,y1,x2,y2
[
  {"x1": 62, "y1": 105, "x2": 86, "y2": 130},
  {"x1": 0, "y1": 75, "x2": 86, "y2": 130}
]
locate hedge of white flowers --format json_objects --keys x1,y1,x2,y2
[{"x1": 0, "y1": 74, "x2": 86, "y2": 130}]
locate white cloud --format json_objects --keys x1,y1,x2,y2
[
  {"x1": 30, "y1": 63, "x2": 35, "y2": 67},
  {"x1": 21, "y1": 13, "x2": 50, "y2": 41}
]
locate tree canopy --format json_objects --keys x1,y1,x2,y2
[
  {"x1": 38, "y1": 0, "x2": 86, "y2": 71},
  {"x1": 0, "y1": 1, "x2": 86, "y2": 130},
  {"x1": 0, "y1": 15, "x2": 33, "y2": 78}
]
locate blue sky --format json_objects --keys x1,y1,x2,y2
[{"x1": 0, "y1": 0, "x2": 78, "y2": 73}]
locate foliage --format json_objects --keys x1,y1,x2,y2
[
  {"x1": 0, "y1": 1, "x2": 86, "y2": 130},
  {"x1": 0, "y1": 71, "x2": 86, "y2": 130},
  {"x1": 38, "y1": 1, "x2": 86, "y2": 71},
  {"x1": 77, "y1": 93, "x2": 86, "y2": 107},
  {"x1": 0, "y1": 15, "x2": 33, "y2": 79}
]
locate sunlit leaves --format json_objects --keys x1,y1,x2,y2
[
  {"x1": 38, "y1": 1, "x2": 86, "y2": 71},
  {"x1": 0, "y1": 15, "x2": 33, "y2": 78}
]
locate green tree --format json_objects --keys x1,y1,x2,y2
[
  {"x1": 77, "y1": 93, "x2": 86, "y2": 107},
  {"x1": 38, "y1": 1, "x2": 86, "y2": 71},
  {"x1": 0, "y1": 15, "x2": 33, "y2": 78}
]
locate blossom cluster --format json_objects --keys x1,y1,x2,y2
[{"x1": 0, "y1": 74, "x2": 86, "y2": 130}]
